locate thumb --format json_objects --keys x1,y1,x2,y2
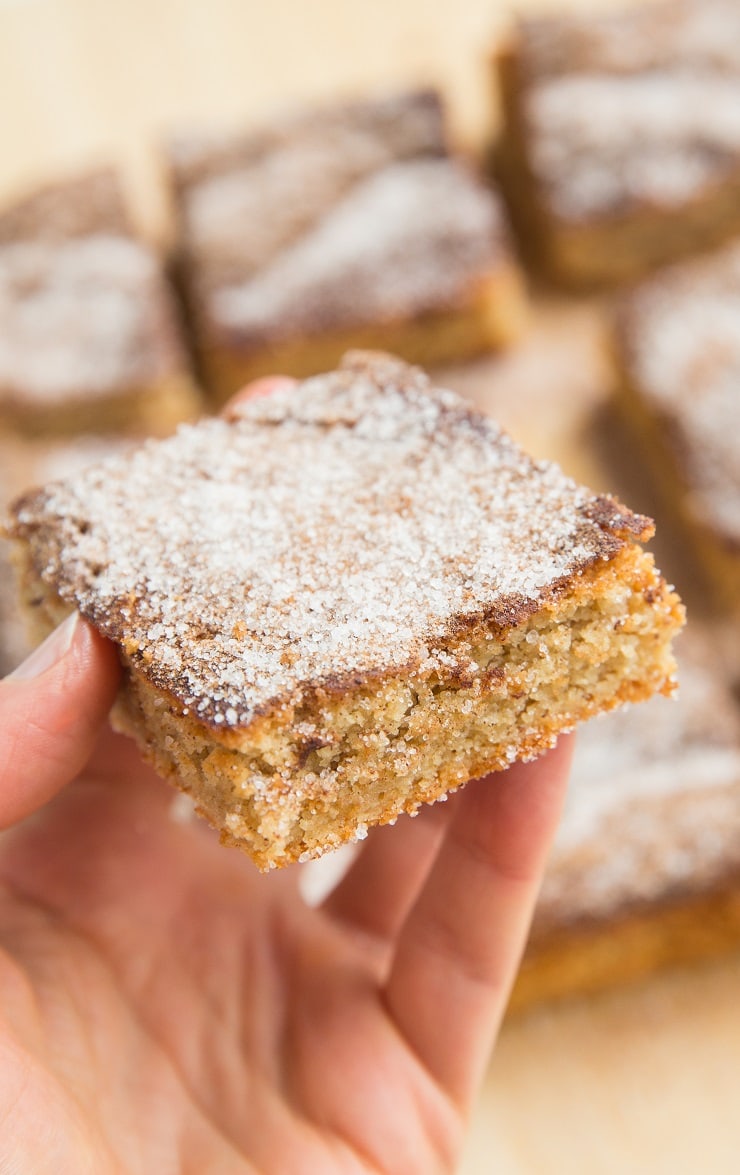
[{"x1": 0, "y1": 613, "x2": 121, "y2": 827}]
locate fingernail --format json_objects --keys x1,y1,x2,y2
[
  {"x1": 223, "y1": 377, "x2": 297, "y2": 420},
  {"x1": 7, "y1": 613, "x2": 79, "y2": 681}
]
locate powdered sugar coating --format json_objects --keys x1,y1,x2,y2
[
  {"x1": 515, "y1": 0, "x2": 740, "y2": 221},
  {"x1": 0, "y1": 433, "x2": 136, "y2": 674},
  {"x1": 534, "y1": 633, "x2": 740, "y2": 933},
  {"x1": 0, "y1": 235, "x2": 187, "y2": 405},
  {"x1": 171, "y1": 90, "x2": 510, "y2": 343},
  {"x1": 617, "y1": 242, "x2": 740, "y2": 546},
  {"x1": 10, "y1": 354, "x2": 646, "y2": 727},
  {"x1": 172, "y1": 89, "x2": 447, "y2": 283},
  {"x1": 518, "y1": 0, "x2": 740, "y2": 80},
  {"x1": 528, "y1": 73, "x2": 740, "y2": 221},
  {"x1": 211, "y1": 159, "x2": 506, "y2": 342}
]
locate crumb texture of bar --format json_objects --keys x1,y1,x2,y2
[
  {"x1": 169, "y1": 90, "x2": 523, "y2": 395},
  {"x1": 8, "y1": 353, "x2": 683, "y2": 868}
]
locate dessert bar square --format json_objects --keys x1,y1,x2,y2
[
  {"x1": 613, "y1": 242, "x2": 740, "y2": 611},
  {"x1": 513, "y1": 630, "x2": 740, "y2": 1012},
  {"x1": 168, "y1": 90, "x2": 526, "y2": 402},
  {"x1": 6, "y1": 352, "x2": 684, "y2": 870},
  {"x1": 0, "y1": 169, "x2": 200, "y2": 436},
  {"x1": 496, "y1": 0, "x2": 740, "y2": 287}
]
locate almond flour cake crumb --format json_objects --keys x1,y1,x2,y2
[{"x1": 5, "y1": 352, "x2": 684, "y2": 869}]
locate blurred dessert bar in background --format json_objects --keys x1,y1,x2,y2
[
  {"x1": 512, "y1": 629, "x2": 740, "y2": 1011},
  {"x1": 0, "y1": 168, "x2": 200, "y2": 436},
  {"x1": 612, "y1": 242, "x2": 740, "y2": 612},
  {"x1": 495, "y1": 0, "x2": 740, "y2": 287},
  {"x1": 167, "y1": 89, "x2": 526, "y2": 403}
]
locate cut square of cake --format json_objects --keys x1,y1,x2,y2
[
  {"x1": 167, "y1": 89, "x2": 526, "y2": 402},
  {"x1": 513, "y1": 629, "x2": 740, "y2": 1012},
  {"x1": 0, "y1": 168, "x2": 200, "y2": 436},
  {"x1": 495, "y1": 0, "x2": 740, "y2": 287},
  {"x1": 612, "y1": 242, "x2": 740, "y2": 611},
  {"x1": 5, "y1": 352, "x2": 683, "y2": 870}
]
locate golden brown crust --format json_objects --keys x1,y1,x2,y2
[{"x1": 512, "y1": 887, "x2": 740, "y2": 1013}]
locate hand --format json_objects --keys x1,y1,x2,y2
[{"x1": 0, "y1": 380, "x2": 573, "y2": 1174}]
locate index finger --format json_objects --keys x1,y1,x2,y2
[{"x1": 384, "y1": 735, "x2": 574, "y2": 1109}]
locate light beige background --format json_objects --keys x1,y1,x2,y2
[{"x1": 1, "y1": 2, "x2": 739, "y2": 1172}]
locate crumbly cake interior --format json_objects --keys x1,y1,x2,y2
[
  {"x1": 14, "y1": 539, "x2": 680, "y2": 870},
  {"x1": 7, "y1": 353, "x2": 683, "y2": 868},
  {"x1": 535, "y1": 633, "x2": 740, "y2": 934}
]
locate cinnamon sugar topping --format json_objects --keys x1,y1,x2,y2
[
  {"x1": 515, "y1": 0, "x2": 740, "y2": 221},
  {"x1": 9, "y1": 353, "x2": 650, "y2": 728},
  {"x1": 210, "y1": 159, "x2": 506, "y2": 342},
  {"x1": 0, "y1": 235, "x2": 187, "y2": 405},
  {"x1": 170, "y1": 90, "x2": 510, "y2": 343},
  {"x1": 617, "y1": 243, "x2": 740, "y2": 545}
]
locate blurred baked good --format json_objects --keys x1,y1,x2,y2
[
  {"x1": 167, "y1": 90, "x2": 526, "y2": 402},
  {"x1": 513, "y1": 629, "x2": 740, "y2": 1011},
  {"x1": 613, "y1": 242, "x2": 740, "y2": 611},
  {"x1": 496, "y1": 0, "x2": 740, "y2": 286},
  {"x1": 0, "y1": 168, "x2": 200, "y2": 436}
]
